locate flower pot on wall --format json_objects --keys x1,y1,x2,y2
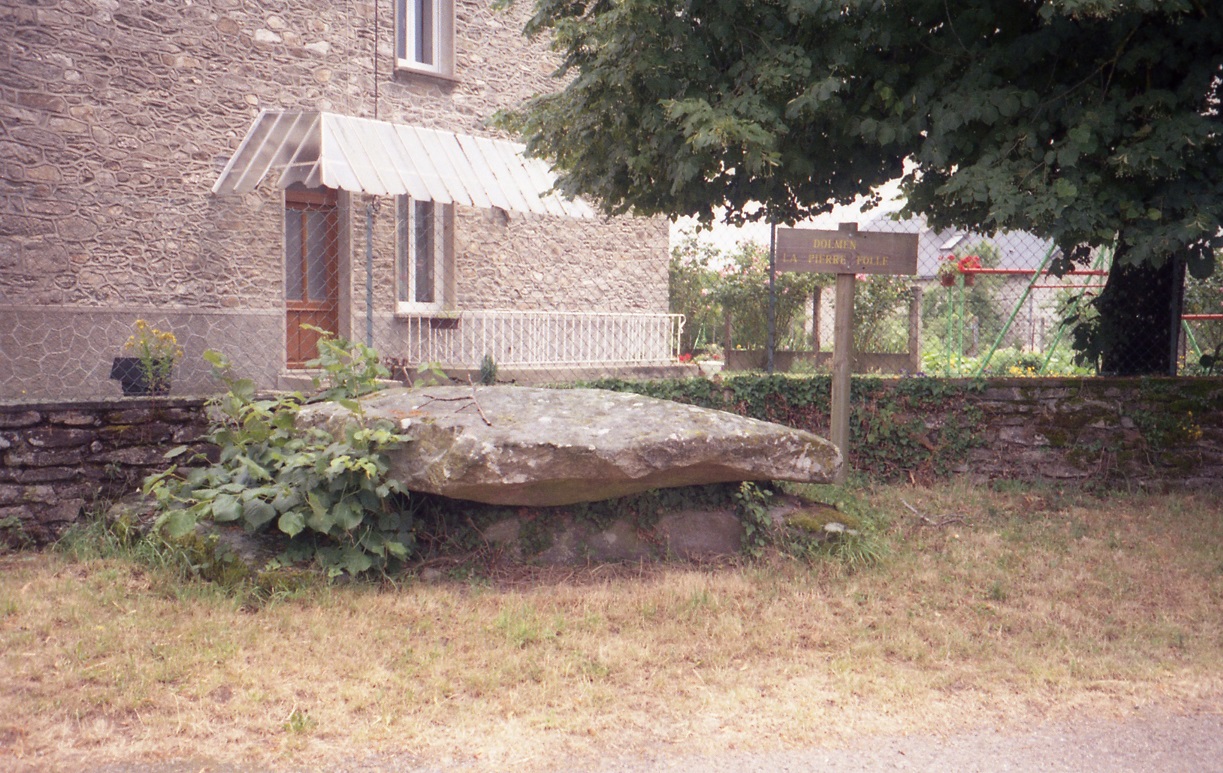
[{"x1": 110, "y1": 357, "x2": 171, "y2": 396}]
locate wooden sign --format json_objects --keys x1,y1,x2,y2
[{"x1": 776, "y1": 228, "x2": 918, "y2": 275}]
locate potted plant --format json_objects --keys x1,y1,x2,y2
[
  {"x1": 110, "y1": 319, "x2": 184, "y2": 396},
  {"x1": 937, "y1": 254, "x2": 981, "y2": 286},
  {"x1": 694, "y1": 343, "x2": 724, "y2": 376}
]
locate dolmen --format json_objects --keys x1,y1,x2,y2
[{"x1": 297, "y1": 385, "x2": 841, "y2": 506}]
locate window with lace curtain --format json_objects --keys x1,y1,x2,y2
[
  {"x1": 395, "y1": 0, "x2": 455, "y2": 77},
  {"x1": 397, "y1": 196, "x2": 453, "y2": 313}
]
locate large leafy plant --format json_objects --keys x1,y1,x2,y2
[
  {"x1": 714, "y1": 241, "x2": 828, "y2": 350},
  {"x1": 145, "y1": 335, "x2": 414, "y2": 577}
]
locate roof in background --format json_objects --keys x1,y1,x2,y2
[
  {"x1": 211, "y1": 110, "x2": 594, "y2": 219},
  {"x1": 861, "y1": 211, "x2": 1061, "y2": 277}
]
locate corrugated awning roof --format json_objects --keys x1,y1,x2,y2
[{"x1": 211, "y1": 110, "x2": 593, "y2": 219}]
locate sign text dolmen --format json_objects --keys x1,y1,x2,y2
[{"x1": 776, "y1": 228, "x2": 918, "y2": 275}]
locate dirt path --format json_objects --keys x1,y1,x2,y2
[
  {"x1": 544, "y1": 706, "x2": 1223, "y2": 772},
  {"x1": 73, "y1": 705, "x2": 1220, "y2": 773}
]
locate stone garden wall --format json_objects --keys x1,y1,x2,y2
[
  {"x1": 0, "y1": 398, "x2": 210, "y2": 544},
  {"x1": 2, "y1": 377, "x2": 1219, "y2": 546},
  {"x1": 964, "y1": 378, "x2": 1223, "y2": 489}
]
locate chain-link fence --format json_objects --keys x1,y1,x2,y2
[
  {"x1": 4, "y1": 185, "x2": 1219, "y2": 404},
  {"x1": 676, "y1": 215, "x2": 1220, "y2": 379},
  {"x1": 1, "y1": 188, "x2": 682, "y2": 402}
]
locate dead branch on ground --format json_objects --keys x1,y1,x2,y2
[{"x1": 901, "y1": 499, "x2": 966, "y2": 528}]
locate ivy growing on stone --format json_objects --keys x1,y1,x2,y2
[{"x1": 576, "y1": 374, "x2": 985, "y2": 482}]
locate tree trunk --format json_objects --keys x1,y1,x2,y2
[{"x1": 1092, "y1": 246, "x2": 1186, "y2": 375}]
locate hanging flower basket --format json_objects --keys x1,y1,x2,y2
[
  {"x1": 940, "y1": 273, "x2": 975, "y2": 287},
  {"x1": 937, "y1": 255, "x2": 980, "y2": 287}
]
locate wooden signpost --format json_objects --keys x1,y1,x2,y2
[{"x1": 776, "y1": 224, "x2": 918, "y2": 483}]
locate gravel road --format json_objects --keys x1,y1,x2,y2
[
  {"x1": 75, "y1": 705, "x2": 1223, "y2": 773},
  {"x1": 551, "y1": 707, "x2": 1222, "y2": 773}
]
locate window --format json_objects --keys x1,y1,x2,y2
[
  {"x1": 395, "y1": 0, "x2": 455, "y2": 77},
  {"x1": 397, "y1": 196, "x2": 453, "y2": 313}
]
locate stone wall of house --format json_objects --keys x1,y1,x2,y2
[
  {"x1": 457, "y1": 208, "x2": 671, "y2": 313},
  {"x1": 2, "y1": 378, "x2": 1219, "y2": 547},
  {"x1": 0, "y1": 0, "x2": 670, "y2": 400}
]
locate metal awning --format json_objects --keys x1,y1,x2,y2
[{"x1": 211, "y1": 110, "x2": 593, "y2": 219}]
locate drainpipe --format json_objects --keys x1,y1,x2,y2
[{"x1": 365, "y1": 200, "x2": 375, "y2": 347}]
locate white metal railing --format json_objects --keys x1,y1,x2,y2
[{"x1": 400, "y1": 310, "x2": 685, "y2": 369}]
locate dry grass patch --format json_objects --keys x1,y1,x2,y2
[{"x1": 1, "y1": 481, "x2": 1220, "y2": 771}]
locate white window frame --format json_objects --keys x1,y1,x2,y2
[
  {"x1": 396, "y1": 196, "x2": 453, "y2": 315},
  {"x1": 395, "y1": 0, "x2": 455, "y2": 77}
]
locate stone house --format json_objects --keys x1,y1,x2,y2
[{"x1": 0, "y1": 0, "x2": 674, "y2": 400}]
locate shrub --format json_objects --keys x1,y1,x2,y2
[{"x1": 144, "y1": 335, "x2": 415, "y2": 578}]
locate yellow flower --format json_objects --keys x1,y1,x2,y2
[{"x1": 122, "y1": 319, "x2": 184, "y2": 390}]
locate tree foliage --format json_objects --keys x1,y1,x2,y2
[
  {"x1": 512, "y1": 0, "x2": 1223, "y2": 372},
  {"x1": 516, "y1": 0, "x2": 1221, "y2": 269}
]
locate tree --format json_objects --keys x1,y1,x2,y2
[
  {"x1": 670, "y1": 235, "x2": 827, "y2": 354},
  {"x1": 511, "y1": 0, "x2": 1223, "y2": 374},
  {"x1": 668, "y1": 235, "x2": 722, "y2": 355}
]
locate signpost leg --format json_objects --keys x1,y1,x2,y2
[
  {"x1": 773, "y1": 221, "x2": 917, "y2": 486},
  {"x1": 831, "y1": 272, "x2": 854, "y2": 485}
]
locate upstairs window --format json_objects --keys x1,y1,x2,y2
[
  {"x1": 397, "y1": 196, "x2": 453, "y2": 313},
  {"x1": 396, "y1": 0, "x2": 455, "y2": 77}
]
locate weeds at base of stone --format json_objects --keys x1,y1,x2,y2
[
  {"x1": 773, "y1": 480, "x2": 891, "y2": 570},
  {"x1": 54, "y1": 507, "x2": 320, "y2": 608},
  {"x1": 0, "y1": 515, "x2": 34, "y2": 553}
]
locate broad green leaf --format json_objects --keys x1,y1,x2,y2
[
  {"x1": 210, "y1": 494, "x2": 241, "y2": 522},
  {"x1": 244, "y1": 499, "x2": 277, "y2": 529},
  {"x1": 278, "y1": 511, "x2": 306, "y2": 538},
  {"x1": 340, "y1": 547, "x2": 374, "y2": 575},
  {"x1": 332, "y1": 500, "x2": 363, "y2": 531},
  {"x1": 305, "y1": 492, "x2": 334, "y2": 532},
  {"x1": 160, "y1": 509, "x2": 198, "y2": 539},
  {"x1": 272, "y1": 488, "x2": 302, "y2": 513}
]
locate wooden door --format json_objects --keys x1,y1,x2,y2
[{"x1": 284, "y1": 189, "x2": 339, "y2": 368}]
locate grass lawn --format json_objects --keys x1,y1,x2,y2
[{"x1": 0, "y1": 480, "x2": 1219, "y2": 771}]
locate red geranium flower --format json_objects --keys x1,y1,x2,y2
[{"x1": 957, "y1": 255, "x2": 982, "y2": 273}]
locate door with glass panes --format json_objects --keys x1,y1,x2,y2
[{"x1": 284, "y1": 189, "x2": 339, "y2": 368}]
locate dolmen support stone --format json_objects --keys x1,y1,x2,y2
[{"x1": 297, "y1": 385, "x2": 841, "y2": 506}]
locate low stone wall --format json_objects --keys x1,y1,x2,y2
[
  {"x1": 965, "y1": 378, "x2": 1222, "y2": 489},
  {"x1": 2, "y1": 377, "x2": 1219, "y2": 546},
  {"x1": 0, "y1": 398, "x2": 210, "y2": 544}
]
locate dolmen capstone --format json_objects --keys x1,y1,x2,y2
[{"x1": 297, "y1": 385, "x2": 841, "y2": 506}]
